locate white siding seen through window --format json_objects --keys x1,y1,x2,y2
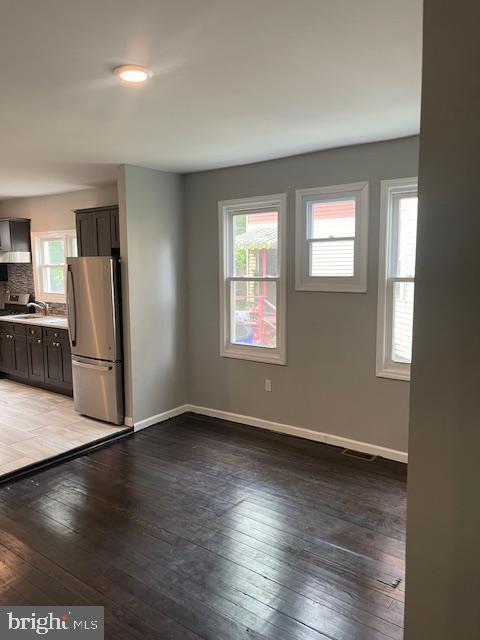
[{"x1": 296, "y1": 182, "x2": 369, "y2": 292}]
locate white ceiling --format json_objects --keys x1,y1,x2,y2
[{"x1": 0, "y1": 0, "x2": 422, "y2": 199}]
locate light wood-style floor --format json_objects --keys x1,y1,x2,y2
[{"x1": 0, "y1": 379, "x2": 127, "y2": 476}]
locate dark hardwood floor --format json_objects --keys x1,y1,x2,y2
[{"x1": 0, "y1": 412, "x2": 407, "y2": 639}]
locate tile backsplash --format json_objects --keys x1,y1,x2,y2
[
  {"x1": 7, "y1": 264, "x2": 35, "y2": 296},
  {"x1": 0, "y1": 282, "x2": 7, "y2": 307},
  {"x1": 3, "y1": 264, "x2": 67, "y2": 316}
]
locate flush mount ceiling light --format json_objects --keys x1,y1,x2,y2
[{"x1": 113, "y1": 64, "x2": 153, "y2": 84}]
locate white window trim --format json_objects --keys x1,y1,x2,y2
[
  {"x1": 219, "y1": 193, "x2": 287, "y2": 365},
  {"x1": 31, "y1": 230, "x2": 77, "y2": 303},
  {"x1": 295, "y1": 181, "x2": 369, "y2": 292},
  {"x1": 376, "y1": 177, "x2": 418, "y2": 381}
]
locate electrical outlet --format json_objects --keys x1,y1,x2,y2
[{"x1": 265, "y1": 378, "x2": 272, "y2": 392}]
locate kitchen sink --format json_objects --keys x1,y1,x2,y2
[
  {"x1": 38, "y1": 317, "x2": 67, "y2": 324},
  {"x1": 10, "y1": 314, "x2": 39, "y2": 319}
]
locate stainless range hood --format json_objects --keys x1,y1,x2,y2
[
  {"x1": 0, "y1": 251, "x2": 31, "y2": 263},
  {"x1": 0, "y1": 218, "x2": 31, "y2": 263}
]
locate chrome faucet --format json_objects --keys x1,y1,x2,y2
[{"x1": 27, "y1": 301, "x2": 50, "y2": 316}]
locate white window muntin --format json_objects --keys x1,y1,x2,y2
[
  {"x1": 219, "y1": 193, "x2": 287, "y2": 365},
  {"x1": 295, "y1": 181, "x2": 369, "y2": 292},
  {"x1": 376, "y1": 177, "x2": 418, "y2": 381}
]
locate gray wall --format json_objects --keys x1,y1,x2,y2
[
  {"x1": 0, "y1": 183, "x2": 117, "y2": 232},
  {"x1": 119, "y1": 165, "x2": 187, "y2": 426},
  {"x1": 185, "y1": 137, "x2": 419, "y2": 454},
  {"x1": 404, "y1": 1, "x2": 480, "y2": 637}
]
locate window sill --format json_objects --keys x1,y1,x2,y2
[
  {"x1": 295, "y1": 279, "x2": 367, "y2": 293},
  {"x1": 221, "y1": 345, "x2": 286, "y2": 365},
  {"x1": 376, "y1": 366, "x2": 411, "y2": 382},
  {"x1": 36, "y1": 294, "x2": 67, "y2": 304}
]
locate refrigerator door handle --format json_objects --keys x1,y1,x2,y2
[
  {"x1": 110, "y1": 259, "x2": 118, "y2": 357},
  {"x1": 67, "y1": 265, "x2": 77, "y2": 347},
  {"x1": 72, "y1": 359, "x2": 113, "y2": 372}
]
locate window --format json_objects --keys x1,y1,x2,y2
[
  {"x1": 32, "y1": 230, "x2": 77, "y2": 303},
  {"x1": 219, "y1": 194, "x2": 287, "y2": 364},
  {"x1": 295, "y1": 182, "x2": 369, "y2": 292},
  {"x1": 376, "y1": 178, "x2": 418, "y2": 381}
]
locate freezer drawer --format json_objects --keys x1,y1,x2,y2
[{"x1": 72, "y1": 356, "x2": 124, "y2": 425}]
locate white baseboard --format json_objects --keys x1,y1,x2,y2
[
  {"x1": 133, "y1": 404, "x2": 189, "y2": 432},
  {"x1": 129, "y1": 403, "x2": 408, "y2": 463},
  {"x1": 185, "y1": 404, "x2": 408, "y2": 463}
]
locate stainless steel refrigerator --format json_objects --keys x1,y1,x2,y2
[{"x1": 66, "y1": 256, "x2": 124, "y2": 425}]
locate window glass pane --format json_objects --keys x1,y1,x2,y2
[
  {"x1": 43, "y1": 266, "x2": 65, "y2": 294},
  {"x1": 392, "y1": 281, "x2": 414, "y2": 363},
  {"x1": 233, "y1": 211, "x2": 278, "y2": 277},
  {"x1": 231, "y1": 280, "x2": 277, "y2": 348},
  {"x1": 44, "y1": 239, "x2": 65, "y2": 265},
  {"x1": 310, "y1": 239, "x2": 354, "y2": 277},
  {"x1": 308, "y1": 198, "x2": 355, "y2": 239},
  {"x1": 68, "y1": 237, "x2": 78, "y2": 258},
  {"x1": 395, "y1": 196, "x2": 418, "y2": 277}
]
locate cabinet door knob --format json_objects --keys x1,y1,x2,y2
[{"x1": 37, "y1": 339, "x2": 42, "y2": 344}]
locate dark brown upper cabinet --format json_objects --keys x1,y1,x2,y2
[
  {"x1": 74, "y1": 206, "x2": 119, "y2": 257},
  {"x1": 0, "y1": 218, "x2": 31, "y2": 253}
]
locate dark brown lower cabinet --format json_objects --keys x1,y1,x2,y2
[
  {"x1": 27, "y1": 337, "x2": 45, "y2": 383},
  {"x1": 11, "y1": 335, "x2": 28, "y2": 378},
  {"x1": 0, "y1": 330, "x2": 13, "y2": 372},
  {"x1": 0, "y1": 323, "x2": 72, "y2": 395},
  {"x1": 62, "y1": 342, "x2": 72, "y2": 386},
  {"x1": 44, "y1": 338, "x2": 72, "y2": 392}
]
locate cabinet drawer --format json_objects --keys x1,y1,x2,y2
[
  {"x1": 26, "y1": 325, "x2": 42, "y2": 340},
  {"x1": 12, "y1": 323, "x2": 27, "y2": 336},
  {"x1": 43, "y1": 327, "x2": 69, "y2": 343}
]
